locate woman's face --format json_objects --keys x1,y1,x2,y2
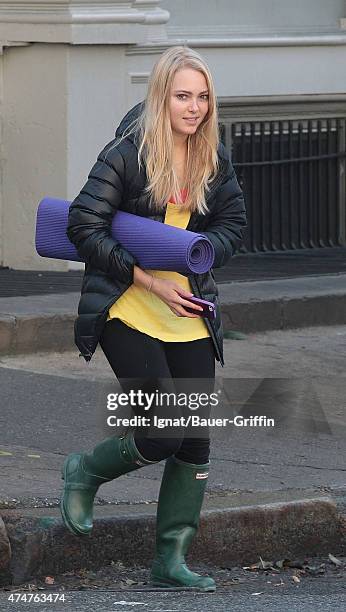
[{"x1": 169, "y1": 68, "x2": 209, "y2": 145}]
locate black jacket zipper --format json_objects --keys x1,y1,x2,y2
[{"x1": 189, "y1": 274, "x2": 224, "y2": 367}]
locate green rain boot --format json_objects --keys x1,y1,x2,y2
[
  {"x1": 60, "y1": 429, "x2": 159, "y2": 536},
  {"x1": 150, "y1": 455, "x2": 216, "y2": 592}
]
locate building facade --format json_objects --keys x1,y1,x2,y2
[{"x1": 0, "y1": 1, "x2": 345, "y2": 269}]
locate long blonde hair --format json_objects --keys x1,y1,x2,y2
[{"x1": 110, "y1": 46, "x2": 220, "y2": 215}]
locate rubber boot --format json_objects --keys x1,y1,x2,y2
[
  {"x1": 150, "y1": 455, "x2": 216, "y2": 592},
  {"x1": 60, "y1": 429, "x2": 159, "y2": 536}
]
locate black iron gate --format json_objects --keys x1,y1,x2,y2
[{"x1": 220, "y1": 118, "x2": 346, "y2": 252}]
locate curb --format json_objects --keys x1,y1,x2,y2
[
  {"x1": 0, "y1": 314, "x2": 75, "y2": 355},
  {"x1": 221, "y1": 294, "x2": 346, "y2": 334},
  {"x1": 0, "y1": 495, "x2": 344, "y2": 586},
  {"x1": 2, "y1": 292, "x2": 346, "y2": 356}
]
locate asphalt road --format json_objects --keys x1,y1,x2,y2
[
  {"x1": 1, "y1": 324, "x2": 346, "y2": 505},
  {"x1": 1, "y1": 557, "x2": 345, "y2": 611}
]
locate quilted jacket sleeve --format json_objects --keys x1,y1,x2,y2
[
  {"x1": 66, "y1": 142, "x2": 139, "y2": 284},
  {"x1": 202, "y1": 149, "x2": 247, "y2": 268}
]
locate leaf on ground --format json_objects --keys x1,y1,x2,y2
[
  {"x1": 259, "y1": 556, "x2": 274, "y2": 570},
  {"x1": 44, "y1": 576, "x2": 54, "y2": 585},
  {"x1": 304, "y1": 565, "x2": 325, "y2": 575},
  {"x1": 286, "y1": 560, "x2": 305, "y2": 569},
  {"x1": 328, "y1": 553, "x2": 342, "y2": 566},
  {"x1": 275, "y1": 558, "x2": 291, "y2": 569},
  {"x1": 243, "y1": 557, "x2": 274, "y2": 571},
  {"x1": 111, "y1": 560, "x2": 125, "y2": 570},
  {"x1": 223, "y1": 330, "x2": 247, "y2": 340}
]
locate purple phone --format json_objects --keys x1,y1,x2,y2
[{"x1": 184, "y1": 296, "x2": 216, "y2": 320}]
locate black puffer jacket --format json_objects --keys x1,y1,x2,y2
[{"x1": 67, "y1": 101, "x2": 247, "y2": 367}]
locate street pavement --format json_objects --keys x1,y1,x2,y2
[
  {"x1": 1, "y1": 324, "x2": 346, "y2": 503},
  {"x1": 1, "y1": 560, "x2": 346, "y2": 612},
  {"x1": 0, "y1": 324, "x2": 346, "y2": 588},
  {"x1": 0, "y1": 256, "x2": 346, "y2": 597}
]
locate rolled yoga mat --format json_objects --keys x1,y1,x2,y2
[{"x1": 35, "y1": 197, "x2": 215, "y2": 275}]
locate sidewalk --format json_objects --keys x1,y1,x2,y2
[
  {"x1": 2, "y1": 270, "x2": 346, "y2": 354},
  {"x1": 1, "y1": 249, "x2": 346, "y2": 586}
]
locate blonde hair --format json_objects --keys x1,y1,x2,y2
[{"x1": 109, "y1": 45, "x2": 220, "y2": 215}]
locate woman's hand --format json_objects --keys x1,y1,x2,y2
[
  {"x1": 150, "y1": 277, "x2": 203, "y2": 318},
  {"x1": 133, "y1": 265, "x2": 203, "y2": 318}
]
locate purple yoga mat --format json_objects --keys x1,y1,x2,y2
[{"x1": 35, "y1": 197, "x2": 215, "y2": 275}]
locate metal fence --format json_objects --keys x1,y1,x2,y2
[{"x1": 220, "y1": 118, "x2": 346, "y2": 252}]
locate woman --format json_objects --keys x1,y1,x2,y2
[{"x1": 60, "y1": 45, "x2": 247, "y2": 592}]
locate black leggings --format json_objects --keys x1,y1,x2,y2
[{"x1": 99, "y1": 318, "x2": 215, "y2": 464}]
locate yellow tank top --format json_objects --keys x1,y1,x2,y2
[{"x1": 107, "y1": 190, "x2": 210, "y2": 342}]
